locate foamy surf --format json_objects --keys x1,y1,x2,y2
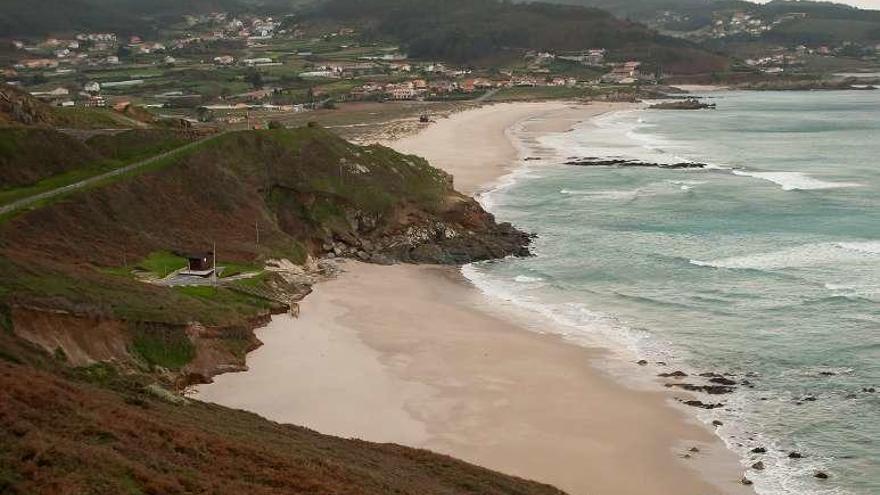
[
  {"x1": 690, "y1": 241, "x2": 880, "y2": 271},
  {"x1": 470, "y1": 91, "x2": 880, "y2": 495},
  {"x1": 731, "y1": 170, "x2": 862, "y2": 191}
]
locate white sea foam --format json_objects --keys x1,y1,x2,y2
[
  {"x1": 560, "y1": 188, "x2": 642, "y2": 200},
  {"x1": 824, "y1": 282, "x2": 880, "y2": 299},
  {"x1": 461, "y1": 264, "x2": 664, "y2": 363},
  {"x1": 513, "y1": 275, "x2": 544, "y2": 283},
  {"x1": 731, "y1": 170, "x2": 862, "y2": 191},
  {"x1": 838, "y1": 241, "x2": 880, "y2": 255},
  {"x1": 561, "y1": 180, "x2": 702, "y2": 201},
  {"x1": 691, "y1": 241, "x2": 880, "y2": 271}
]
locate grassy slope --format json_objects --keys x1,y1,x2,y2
[
  {"x1": 0, "y1": 128, "x2": 100, "y2": 190},
  {"x1": 314, "y1": 0, "x2": 729, "y2": 74},
  {"x1": 765, "y1": 18, "x2": 880, "y2": 44},
  {"x1": 0, "y1": 334, "x2": 565, "y2": 495},
  {"x1": 0, "y1": 119, "x2": 561, "y2": 495},
  {"x1": 0, "y1": 126, "x2": 449, "y2": 326},
  {"x1": 0, "y1": 0, "x2": 310, "y2": 36},
  {"x1": 0, "y1": 128, "x2": 196, "y2": 201}
]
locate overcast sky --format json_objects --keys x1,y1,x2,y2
[{"x1": 753, "y1": 0, "x2": 880, "y2": 10}]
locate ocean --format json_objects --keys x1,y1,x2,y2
[{"x1": 464, "y1": 91, "x2": 880, "y2": 495}]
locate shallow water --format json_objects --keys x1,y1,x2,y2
[{"x1": 466, "y1": 91, "x2": 880, "y2": 495}]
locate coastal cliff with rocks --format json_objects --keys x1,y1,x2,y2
[
  {"x1": 0, "y1": 124, "x2": 530, "y2": 388},
  {"x1": 0, "y1": 120, "x2": 557, "y2": 493}
]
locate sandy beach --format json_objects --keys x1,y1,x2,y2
[{"x1": 193, "y1": 101, "x2": 752, "y2": 495}]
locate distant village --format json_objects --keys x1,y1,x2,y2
[
  {"x1": 0, "y1": 7, "x2": 674, "y2": 127},
  {"x1": 651, "y1": 8, "x2": 880, "y2": 75},
  {"x1": 2, "y1": 8, "x2": 878, "y2": 123}
]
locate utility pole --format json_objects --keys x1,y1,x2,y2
[{"x1": 212, "y1": 241, "x2": 217, "y2": 286}]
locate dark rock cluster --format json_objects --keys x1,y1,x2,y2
[{"x1": 564, "y1": 157, "x2": 707, "y2": 169}]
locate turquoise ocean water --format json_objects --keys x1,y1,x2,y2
[{"x1": 464, "y1": 91, "x2": 880, "y2": 495}]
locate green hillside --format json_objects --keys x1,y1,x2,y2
[
  {"x1": 311, "y1": 0, "x2": 729, "y2": 73},
  {"x1": 0, "y1": 331, "x2": 565, "y2": 495},
  {"x1": 0, "y1": 0, "x2": 311, "y2": 36},
  {"x1": 538, "y1": 0, "x2": 880, "y2": 43},
  {"x1": 0, "y1": 115, "x2": 549, "y2": 493}
]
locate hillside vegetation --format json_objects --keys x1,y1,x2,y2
[
  {"x1": 0, "y1": 128, "x2": 196, "y2": 191},
  {"x1": 0, "y1": 331, "x2": 565, "y2": 495},
  {"x1": 311, "y1": 0, "x2": 729, "y2": 73},
  {"x1": 544, "y1": 0, "x2": 880, "y2": 43},
  {"x1": 0, "y1": 0, "x2": 311, "y2": 37},
  {"x1": 0, "y1": 104, "x2": 554, "y2": 493},
  {"x1": 0, "y1": 124, "x2": 528, "y2": 382}
]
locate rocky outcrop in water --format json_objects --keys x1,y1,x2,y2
[
  {"x1": 649, "y1": 98, "x2": 716, "y2": 110},
  {"x1": 565, "y1": 157, "x2": 706, "y2": 169},
  {"x1": 679, "y1": 399, "x2": 724, "y2": 409},
  {"x1": 666, "y1": 383, "x2": 735, "y2": 395}
]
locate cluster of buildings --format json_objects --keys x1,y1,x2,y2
[
  {"x1": 709, "y1": 11, "x2": 776, "y2": 38},
  {"x1": 349, "y1": 78, "x2": 501, "y2": 100},
  {"x1": 6, "y1": 30, "x2": 183, "y2": 88},
  {"x1": 345, "y1": 72, "x2": 596, "y2": 102},
  {"x1": 522, "y1": 49, "x2": 649, "y2": 84},
  {"x1": 8, "y1": 33, "x2": 125, "y2": 75},
  {"x1": 744, "y1": 42, "x2": 880, "y2": 74},
  {"x1": 529, "y1": 49, "x2": 607, "y2": 67},
  {"x1": 2, "y1": 6, "x2": 661, "y2": 118},
  {"x1": 182, "y1": 13, "x2": 283, "y2": 42}
]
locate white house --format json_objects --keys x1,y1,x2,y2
[{"x1": 242, "y1": 57, "x2": 273, "y2": 66}]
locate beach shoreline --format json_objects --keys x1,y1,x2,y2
[{"x1": 192, "y1": 101, "x2": 753, "y2": 495}]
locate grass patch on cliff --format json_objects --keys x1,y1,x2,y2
[
  {"x1": 261, "y1": 127, "x2": 449, "y2": 215},
  {"x1": 137, "y1": 251, "x2": 188, "y2": 277},
  {"x1": 84, "y1": 129, "x2": 193, "y2": 163},
  {"x1": 49, "y1": 107, "x2": 139, "y2": 129},
  {"x1": 174, "y1": 285, "x2": 274, "y2": 312},
  {"x1": 130, "y1": 323, "x2": 195, "y2": 371},
  {"x1": 0, "y1": 257, "x2": 271, "y2": 327},
  {"x1": 218, "y1": 261, "x2": 261, "y2": 279},
  {"x1": 0, "y1": 130, "x2": 209, "y2": 222}
]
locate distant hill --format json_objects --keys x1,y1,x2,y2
[
  {"x1": 758, "y1": 1, "x2": 880, "y2": 43},
  {"x1": 535, "y1": 0, "x2": 880, "y2": 43},
  {"x1": 0, "y1": 0, "x2": 309, "y2": 37},
  {"x1": 518, "y1": 0, "x2": 752, "y2": 19},
  {"x1": 310, "y1": 0, "x2": 729, "y2": 74}
]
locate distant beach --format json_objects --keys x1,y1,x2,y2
[{"x1": 192, "y1": 101, "x2": 753, "y2": 495}]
